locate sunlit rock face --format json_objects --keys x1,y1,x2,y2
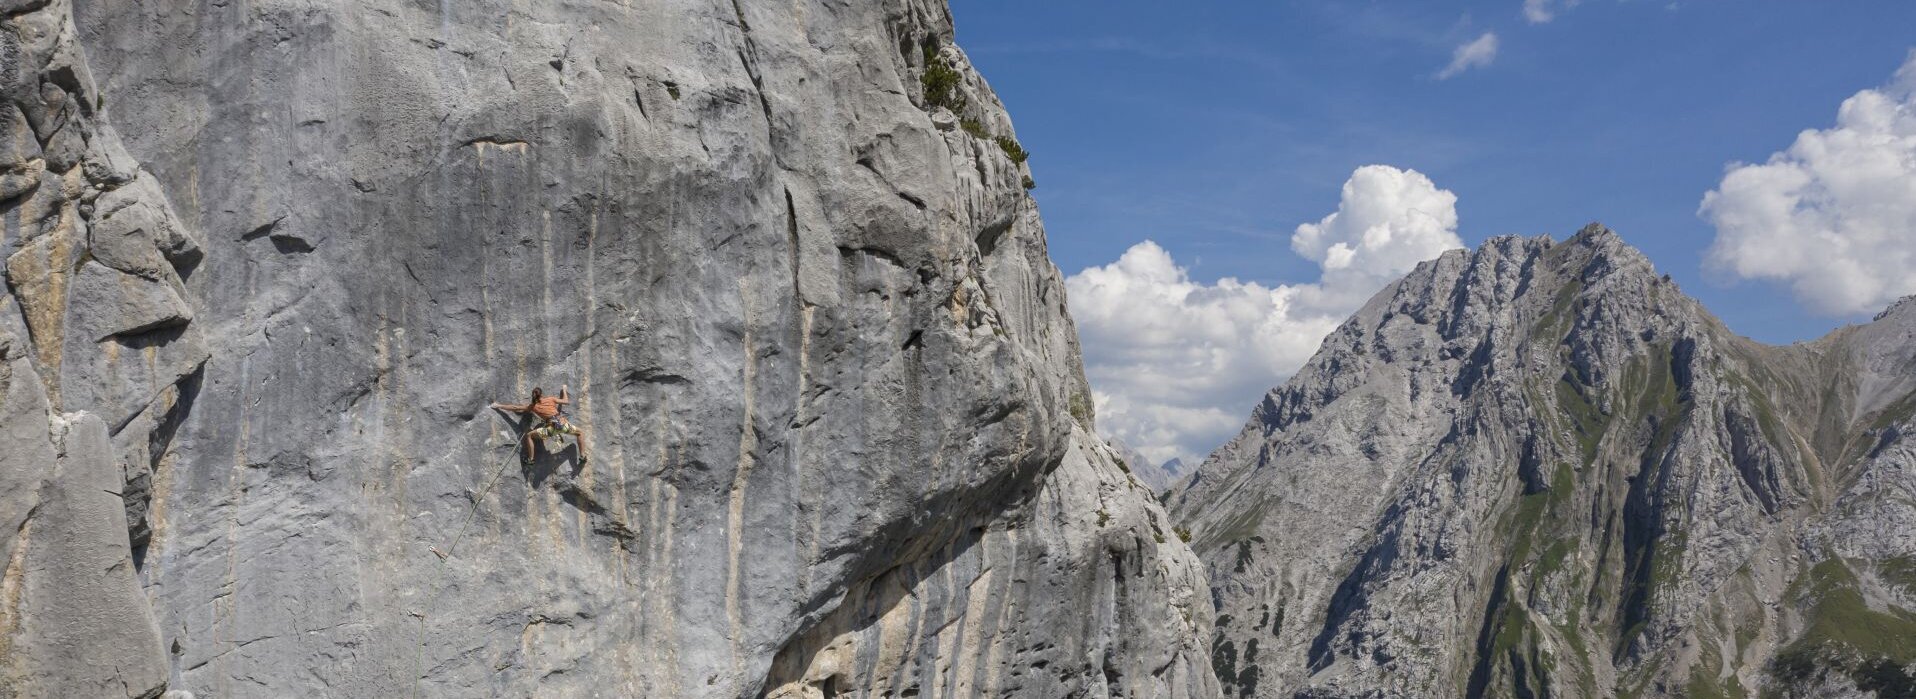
[
  {"x1": 1170, "y1": 225, "x2": 1916, "y2": 698},
  {"x1": 1, "y1": 0, "x2": 1217, "y2": 696}
]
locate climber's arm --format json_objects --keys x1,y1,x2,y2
[
  {"x1": 491, "y1": 401, "x2": 530, "y2": 413},
  {"x1": 556, "y1": 386, "x2": 571, "y2": 405}
]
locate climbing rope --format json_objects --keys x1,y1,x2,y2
[
  {"x1": 431, "y1": 429, "x2": 521, "y2": 561},
  {"x1": 415, "y1": 428, "x2": 523, "y2": 696}
]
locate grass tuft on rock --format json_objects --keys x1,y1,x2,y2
[{"x1": 994, "y1": 135, "x2": 1029, "y2": 163}]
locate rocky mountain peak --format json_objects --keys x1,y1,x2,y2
[
  {"x1": 1172, "y1": 227, "x2": 1916, "y2": 698},
  {"x1": 1875, "y1": 294, "x2": 1916, "y2": 323}
]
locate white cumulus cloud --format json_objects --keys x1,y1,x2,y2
[
  {"x1": 1700, "y1": 50, "x2": 1916, "y2": 316},
  {"x1": 1437, "y1": 32, "x2": 1499, "y2": 80},
  {"x1": 1067, "y1": 165, "x2": 1465, "y2": 466}
]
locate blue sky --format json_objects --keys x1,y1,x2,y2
[
  {"x1": 955, "y1": 0, "x2": 1914, "y2": 342},
  {"x1": 950, "y1": 1, "x2": 1916, "y2": 464}
]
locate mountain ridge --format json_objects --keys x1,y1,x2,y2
[{"x1": 1170, "y1": 223, "x2": 1916, "y2": 698}]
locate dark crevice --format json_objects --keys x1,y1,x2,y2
[
  {"x1": 785, "y1": 188, "x2": 801, "y2": 300},
  {"x1": 43, "y1": 65, "x2": 88, "y2": 115},
  {"x1": 129, "y1": 362, "x2": 205, "y2": 571},
  {"x1": 1727, "y1": 410, "x2": 1781, "y2": 513},
  {"x1": 1869, "y1": 425, "x2": 1902, "y2": 459},
  {"x1": 837, "y1": 245, "x2": 906, "y2": 270},
  {"x1": 736, "y1": 49, "x2": 775, "y2": 133},
  {"x1": 727, "y1": 0, "x2": 778, "y2": 156},
  {"x1": 622, "y1": 367, "x2": 691, "y2": 386},
  {"x1": 168, "y1": 246, "x2": 205, "y2": 281},
  {"x1": 0, "y1": 0, "x2": 53, "y2": 20},
  {"x1": 974, "y1": 216, "x2": 1012, "y2": 257},
  {"x1": 239, "y1": 216, "x2": 286, "y2": 242},
  {"x1": 105, "y1": 317, "x2": 190, "y2": 347},
  {"x1": 1307, "y1": 503, "x2": 1404, "y2": 672},
  {"x1": 461, "y1": 136, "x2": 529, "y2": 149},
  {"x1": 854, "y1": 157, "x2": 925, "y2": 212},
  {"x1": 554, "y1": 480, "x2": 641, "y2": 552},
  {"x1": 268, "y1": 233, "x2": 315, "y2": 254},
  {"x1": 1464, "y1": 564, "x2": 1512, "y2": 698}
]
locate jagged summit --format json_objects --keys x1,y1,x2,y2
[
  {"x1": 1171, "y1": 227, "x2": 1916, "y2": 698},
  {"x1": 1875, "y1": 294, "x2": 1916, "y2": 323}
]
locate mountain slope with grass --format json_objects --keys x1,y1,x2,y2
[{"x1": 1168, "y1": 225, "x2": 1916, "y2": 698}]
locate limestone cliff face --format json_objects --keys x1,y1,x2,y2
[
  {"x1": 1, "y1": 0, "x2": 1216, "y2": 696},
  {"x1": 1169, "y1": 226, "x2": 1916, "y2": 698}
]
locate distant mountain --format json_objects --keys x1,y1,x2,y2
[
  {"x1": 1110, "y1": 438, "x2": 1191, "y2": 492},
  {"x1": 1161, "y1": 458, "x2": 1188, "y2": 485},
  {"x1": 1168, "y1": 225, "x2": 1916, "y2": 698}
]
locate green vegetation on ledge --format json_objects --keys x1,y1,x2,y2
[
  {"x1": 920, "y1": 41, "x2": 966, "y2": 112},
  {"x1": 994, "y1": 135, "x2": 1029, "y2": 163}
]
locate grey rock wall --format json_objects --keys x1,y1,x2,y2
[
  {"x1": 2, "y1": 0, "x2": 199, "y2": 695},
  {"x1": 1169, "y1": 225, "x2": 1916, "y2": 698},
  {"x1": 1, "y1": 0, "x2": 1216, "y2": 696}
]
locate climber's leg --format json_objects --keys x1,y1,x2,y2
[
  {"x1": 554, "y1": 417, "x2": 587, "y2": 465},
  {"x1": 523, "y1": 429, "x2": 542, "y2": 463},
  {"x1": 569, "y1": 422, "x2": 589, "y2": 465}
]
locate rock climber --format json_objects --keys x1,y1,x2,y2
[{"x1": 491, "y1": 385, "x2": 589, "y2": 465}]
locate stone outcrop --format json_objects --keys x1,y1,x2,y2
[
  {"x1": 2, "y1": 0, "x2": 201, "y2": 694},
  {"x1": 2, "y1": 0, "x2": 1216, "y2": 696},
  {"x1": 1168, "y1": 226, "x2": 1916, "y2": 698}
]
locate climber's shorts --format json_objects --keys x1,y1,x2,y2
[{"x1": 534, "y1": 417, "x2": 581, "y2": 441}]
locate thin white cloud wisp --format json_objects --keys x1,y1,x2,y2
[{"x1": 1438, "y1": 32, "x2": 1499, "y2": 80}]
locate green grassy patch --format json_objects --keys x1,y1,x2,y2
[
  {"x1": 1529, "y1": 277, "x2": 1584, "y2": 344},
  {"x1": 1684, "y1": 669, "x2": 1748, "y2": 699},
  {"x1": 1881, "y1": 556, "x2": 1916, "y2": 596},
  {"x1": 1068, "y1": 391, "x2": 1093, "y2": 427},
  {"x1": 960, "y1": 117, "x2": 989, "y2": 139},
  {"x1": 1555, "y1": 376, "x2": 1606, "y2": 464},
  {"x1": 1787, "y1": 560, "x2": 1916, "y2": 660},
  {"x1": 1771, "y1": 558, "x2": 1916, "y2": 691},
  {"x1": 1535, "y1": 539, "x2": 1575, "y2": 580},
  {"x1": 1210, "y1": 500, "x2": 1269, "y2": 545}
]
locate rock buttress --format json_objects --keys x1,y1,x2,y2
[{"x1": 40, "y1": 0, "x2": 1222, "y2": 696}]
